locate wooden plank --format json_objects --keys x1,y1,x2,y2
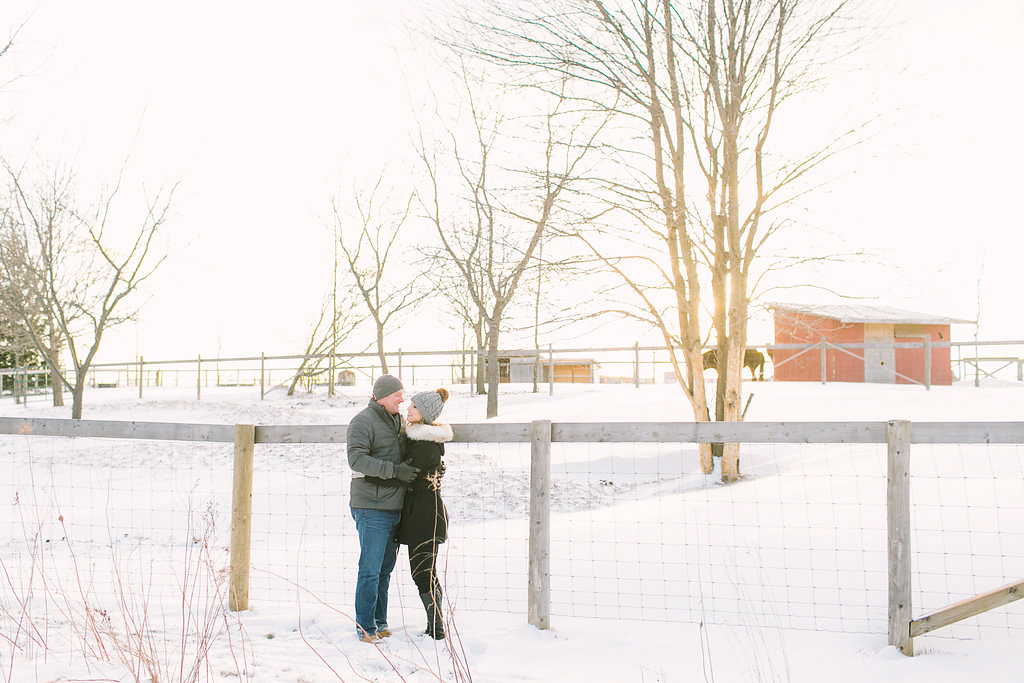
[
  {"x1": 254, "y1": 423, "x2": 535, "y2": 444},
  {"x1": 254, "y1": 425, "x2": 347, "y2": 444},
  {"x1": 229, "y1": 424, "x2": 255, "y2": 611},
  {"x1": 910, "y1": 579, "x2": 1024, "y2": 638},
  {"x1": 0, "y1": 417, "x2": 235, "y2": 442},
  {"x1": 528, "y1": 420, "x2": 551, "y2": 630},
  {"x1": 453, "y1": 423, "x2": 533, "y2": 443},
  {"x1": 552, "y1": 421, "x2": 888, "y2": 443},
  {"x1": 910, "y1": 422, "x2": 1024, "y2": 444},
  {"x1": 887, "y1": 420, "x2": 913, "y2": 656},
  {"x1": 3, "y1": 417, "x2": 1022, "y2": 447}
]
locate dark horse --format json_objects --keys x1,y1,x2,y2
[{"x1": 702, "y1": 348, "x2": 765, "y2": 381}]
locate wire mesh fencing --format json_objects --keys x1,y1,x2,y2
[
  {"x1": 909, "y1": 442, "x2": 1024, "y2": 639},
  {"x1": 2, "y1": 417, "x2": 1024, "y2": 647}
]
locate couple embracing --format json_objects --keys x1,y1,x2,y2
[{"x1": 345, "y1": 374, "x2": 451, "y2": 643}]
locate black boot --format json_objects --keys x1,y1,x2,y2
[{"x1": 419, "y1": 588, "x2": 445, "y2": 640}]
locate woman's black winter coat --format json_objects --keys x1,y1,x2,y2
[{"x1": 394, "y1": 422, "x2": 451, "y2": 547}]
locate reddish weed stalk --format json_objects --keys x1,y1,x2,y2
[{"x1": 5, "y1": 444, "x2": 251, "y2": 682}]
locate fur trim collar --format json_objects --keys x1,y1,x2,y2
[{"x1": 406, "y1": 422, "x2": 453, "y2": 443}]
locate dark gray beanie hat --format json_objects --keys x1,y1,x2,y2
[
  {"x1": 411, "y1": 388, "x2": 448, "y2": 425},
  {"x1": 372, "y1": 374, "x2": 403, "y2": 400}
]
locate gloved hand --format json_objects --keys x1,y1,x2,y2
[{"x1": 394, "y1": 461, "x2": 420, "y2": 484}]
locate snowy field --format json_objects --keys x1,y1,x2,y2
[{"x1": 2, "y1": 378, "x2": 1024, "y2": 682}]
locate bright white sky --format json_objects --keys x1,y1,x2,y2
[{"x1": 2, "y1": 0, "x2": 1023, "y2": 363}]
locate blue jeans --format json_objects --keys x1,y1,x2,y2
[{"x1": 351, "y1": 508, "x2": 401, "y2": 637}]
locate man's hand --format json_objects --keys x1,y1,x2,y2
[{"x1": 394, "y1": 462, "x2": 420, "y2": 484}]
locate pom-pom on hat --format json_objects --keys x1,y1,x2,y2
[
  {"x1": 411, "y1": 387, "x2": 449, "y2": 425},
  {"x1": 372, "y1": 374, "x2": 403, "y2": 400}
]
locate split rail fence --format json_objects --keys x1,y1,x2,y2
[{"x1": 2, "y1": 417, "x2": 1023, "y2": 657}]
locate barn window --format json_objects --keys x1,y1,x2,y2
[{"x1": 895, "y1": 324, "x2": 925, "y2": 337}]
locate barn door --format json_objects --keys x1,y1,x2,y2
[{"x1": 864, "y1": 323, "x2": 895, "y2": 383}]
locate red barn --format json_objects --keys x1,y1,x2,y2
[{"x1": 770, "y1": 303, "x2": 973, "y2": 385}]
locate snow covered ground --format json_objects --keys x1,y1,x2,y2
[{"x1": 2, "y1": 378, "x2": 1024, "y2": 682}]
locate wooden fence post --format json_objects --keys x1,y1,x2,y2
[
  {"x1": 548, "y1": 344, "x2": 554, "y2": 396},
  {"x1": 887, "y1": 419, "x2": 913, "y2": 655},
  {"x1": 260, "y1": 352, "x2": 265, "y2": 400},
  {"x1": 528, "y1": 419, "x2": 551, "y2": 629},
  {"x1": 138, "y1": 357, "x2": 144, "y2": 399},
  {"x1": 820, "y1": 339, "x2": 827, "y2": 385},
  {"x1": 197, "y1": 355, "x2": 202, "y2": 401},
  {"x1": 634, "y1": 342, "x2": 640, "y2": 388},
  {"x1": 924, "y1": 337, "x2": 932, "y2": 390},
  {"x1": 229, "y1": 423, "x2": 255, "y2": 611}
]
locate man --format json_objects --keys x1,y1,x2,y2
[{"x1": 346, "y1": 374, "x2": 419, "y2": 642}]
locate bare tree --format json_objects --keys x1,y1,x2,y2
[
  {"x1": 0, "y1": 17, "x2": 49, "y2": 400},
  {"x1": 0, "y1": 165, "x2": 76, "y2": 407},
  {"x1": 687, "y1": 1, "x2": 862, "y2": 478},
  {"x1": 417, "y1": 74, "x2": 603, "y2": 418},
  {"x1": 455, "y1": 0, "x2": 864, "y2": 477},
  {"x1": 429, "y1": 255, "x2": 491, "y2": 395},
  {"x1": 0, "y1": 161, "x2": 174, "y2": 418},
  {"x1": 454, "y1": 0, "x2": 712, "y2": 464},
  {"x1": 0, "y1": 14, "x2": 29, "y2": 89},
  {"x1": 333, "y1": 176, "x2": 424, "y2": 376},
  {"x1": 286, "y1": 289, "x2": 366, "y2": 396}
]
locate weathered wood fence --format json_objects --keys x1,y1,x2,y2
[
  {"x1": 69, "y1": 339, "x2": 1024, "y2": 398},
  {"x1": 2, "y1": 416, "x2": 1023, "y2": 653}
]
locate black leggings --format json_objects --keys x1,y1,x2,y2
[{"x1": 408, "y1": 540, "x2": 439, "y2": 594}]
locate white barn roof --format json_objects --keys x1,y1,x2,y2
[{"x1": 770, "y1": 303, "x2": 975, "y2": 326}]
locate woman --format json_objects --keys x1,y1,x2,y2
[{"x1": 395, "y1": 387, "x2": 451, "y2": 640}]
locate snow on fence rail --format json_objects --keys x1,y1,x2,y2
[{"x1": 2, "y1": 417, "x2": 1023, "y2": 657}]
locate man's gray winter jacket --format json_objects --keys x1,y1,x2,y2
[{"x1": 346, "y1": 400, "x2": 407, "y2": 510}]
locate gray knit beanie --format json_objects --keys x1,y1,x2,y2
[
  {"x1": 411, "y1": 387, "x2": 449, "y2": 425},
  {"x1": 371, "y1": 374, "x2": 403, "y2": 400}
]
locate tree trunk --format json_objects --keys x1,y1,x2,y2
[
  {"x1": 533, "y1": 237, "x2": 543, "y2": 394},
  {"x1": 720, "y1": 339, "x2": 743, "y2": 482},
  {"x1": 47, "y1": 328, "x2": 64, "y2": 407},
  {"x1": 712, "y1": 213, "x2": 728, "y2": 462},
  {"x1": 476, "y1": 353, "x2": 487, "y2": 395},
  {"x1": 721, "y1": 273, "x2": 751, "y2": 482},
  {"x1": 712, "y1": 341, "x2": 727, "y2": 461},
  {"x1": 686, "y1": 344, "x2": 714, "y2": 474},
  {"x1": 720, "y1": 341, "x2": 743, "y2": 482},
  {"x1": 72, "y1": 375, "x2": 85, "y2": 419},
  {"x1": 50, "y1": 364, "x2": 64, "y2": 407},
  {"x1": 485, "y1": 324, "x2": 501, "y2": 418},
  {"x1": 474, "y1": 322, "x2": 487, "y2": 395},
  {"x1": 286, "y1": 360, "x2": 308, "y2": 396},
  {"x1": 376, "y1": 324, "x2": 389, "y2": 375}
]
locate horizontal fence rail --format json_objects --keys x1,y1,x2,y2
[
  {"x1": 5, "y1": 418, "x2": 1024, "y2": 445},
  {"x1": 3, "y1": 416, "x2": 1023, "y2": 657},
  {"x1": 910, "y1": 579, "x2": 1024, "y2": 638},
  {"x1": 0, "y1": 417, "x2": 237, "y2": 441}
]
